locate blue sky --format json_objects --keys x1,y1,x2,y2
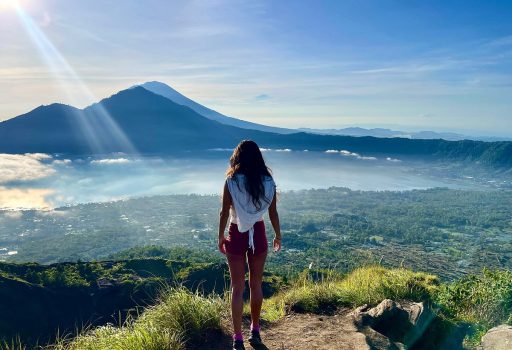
[{"x1": 0, "y1": 0, "x2": 511, "y2": 136}]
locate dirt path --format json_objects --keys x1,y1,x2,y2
[
  {"x1": 261, "y1": 312, "x2": 371, "y2": 350},
  {"x1": 197, "y1": 311, "x2": 375, "y2": 350}
]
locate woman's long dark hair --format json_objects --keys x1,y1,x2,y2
[{"x1": 226, "y1": 140, "x2": 273, "y2": 210}]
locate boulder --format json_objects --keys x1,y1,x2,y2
[
  {"x1": 480, "y1": 325, "x2": 512, "y2": 350},
  {"x1": 352, "y1": 299, "x2": 465, "y2": 349}
]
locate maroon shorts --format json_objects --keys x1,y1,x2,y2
[{"x1": 225, "y1": 221, "x2": 268, "y2": 256}]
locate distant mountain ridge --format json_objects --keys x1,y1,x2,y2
[
  {"x1": 139, "y1": 81, "x2": 510, "y2": 142},
  {"x1": 299, "y1": 127, "x2": 512, "y2": 142},
  {"x1": 138, "y1": 81, "x2": 296, "y2": 134},
  {"x1": 0, "y1": 83, "x2": 511, "y2": 168}
]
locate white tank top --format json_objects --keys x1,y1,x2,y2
[{"x1": 227, "y1": 174, "x2": 276, "y2": 252}]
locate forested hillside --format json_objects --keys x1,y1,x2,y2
[{"x1": 2, "y1": 188, "x2": 512, "y2": 280}]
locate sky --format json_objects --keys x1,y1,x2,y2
[{"x1": 0, "y1": 0, "x2": 511, "y2": 136}]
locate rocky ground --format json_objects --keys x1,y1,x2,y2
[
  {"x1": 197, "y1": 300, "x2": 512, "y2": 350},
  {"x1": 197, "y1": 310, "x2": 370, "y2": 350}
]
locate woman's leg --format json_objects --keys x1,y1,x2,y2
[
  {"x1": 227, "y1": 253, "x2": 246, "y2": 336},
  {"x1": 247, "y1": 251, "x2": 267, "y2": 329}
]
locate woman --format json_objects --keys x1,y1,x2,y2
[{"x1": 218, "y1": 140, "x2": 282, "y2": 350}]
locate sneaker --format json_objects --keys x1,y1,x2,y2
[
  {"x1": 248, "y1": 330, "x2": 262, "y2": 346},
  {"x1": 233, "y1": 339, "x2": 245, "y2": 350}
]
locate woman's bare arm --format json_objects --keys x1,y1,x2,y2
[
  {"x1": 218, "y1": 181, "x2": 232, "y2": 254},
  {"x1": 268, "y1": 189, "x2": 281, "y2": 251}
]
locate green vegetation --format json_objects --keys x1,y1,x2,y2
[
  {"x1": 0, "y1": 258, "x2": 230, "y2": 347},
  {"x1": 3, "y1": 265, "x2": 510, "y2": 350},
  {"x1": 0, "y1": 258, "x2": 195, "y2": 289},
  {"x1": 45, "y1": 266, "x2": 440, "y2": 350},
  {"x1": 108, "y1": 246, "x2": 221, "y2": 264},
  {"x1": 3, "y1": 188, "x2": 511, "y2": 281},
  {"x1": 49, "y1": 287, "x2": 223, "y2": 350},
  {"x1": 436, "y1": 269, "x2": 512, "y2": 346},
  {"x1": 260, "y1": 266, "x2": 438, "y2": 321}
]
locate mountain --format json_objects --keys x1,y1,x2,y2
[
  {"x1": 0, "y1": 87, "x2": 262, "y2": 154},
  {"x1": 140, "y1": 82, "x2": 512, "y2": 142},
  {"x1": 0, "y1": 103, "x2": 93, "y2": 154},
  {"x1": 138, "y1": 81, "x2": 296, "y2": 134},
  {"x1": 0, "y1": 85, "x2": 511, "y2": 167}
]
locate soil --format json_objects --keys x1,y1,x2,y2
[{"x1": 194, "y1": 310, "x2": 375, "y2": 350}]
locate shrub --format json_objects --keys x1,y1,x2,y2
[
  {"x1": 260, "y1": 265, "x2": 438, "y2": 320},
  {"x1": 435, "y1": 268, "x2": 512, "y2": 344},
  {"x1": 49, "y1": 287, "x2": 224, "y2": 350}
]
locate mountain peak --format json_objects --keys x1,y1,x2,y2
[
  {"x1": 139, "y1": 81, "x2": 176, "y2": 90},
  {"x1": 136, "y1": 81, "x2": 191, "y2": 106},
  {"x1": 136, "y1": 81, "x2": 295, "y2": 134},
  {"x1": 87, "y1": 85, "x2": 162, "y2": 110},
  {"x1": 137, "y1": 81, "x2": 182, "y2": 96}
]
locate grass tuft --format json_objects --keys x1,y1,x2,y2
[
  {"x1": 0, "y1": 338, "x2": 27, "y2": 350},
  {"x1": 260, "y1": 265, "x2": 438, "y2": 320},
  {"x1": 47, "y1": 286, "x2": 224, "y2": 350}
]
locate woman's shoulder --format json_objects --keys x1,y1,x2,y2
[
  {"x1": 226, "y1": 174, "x2": 245, "y2": 187},
  {"x1": 262, "y1": 175, "x2": 274, "y2": 182},
  {"x1": 226, "y1": 173, "x2": 273, "y2": 182},
  {"x1": 226, "y1": 173, "x2": 245, "y2": 181},
  {"x1": 263, "y1": 175, "x2": 275, "y2": 188}
]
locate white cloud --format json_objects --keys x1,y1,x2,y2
[
  {"x1": 24, "y1": 153, "x2": 53, "y2": 160},
  {"x1": 0, "y1": 187, "x2": 54, "y2": 209},
  {"x1": 327, "y1": 149, "x2": 377, "y2": 160},
  {"x1": 91, "y1": 158, "x2": 132, "y2": 165},
  {"x1": 77, "y1": 178, "x2": 93, "y2": 185},
  {"x1": 259, "y1": 148, "x2": 292, "y2": 152},
  {"x1": 36, "y1": 209, "x2": 69, "y2": 217},
  {"x1": 340, "y1": 150, "x2": 360, "y2": 157},
  {"x1": 0, "y1": 153, "x2": 56, "y2": 183},
  {"x1": 52, "y1": 159, "x2": 72, "y2": 165},
  {"x1": 386, "y1": 157, "x2": 401, "y2": 162}
]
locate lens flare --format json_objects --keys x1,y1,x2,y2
[
  {"x1": 13, "y1": 4, "x2": 137, "y2": 155},
  {"x1": 0, "y1": 0, "x2": 18, "y2": 11}
]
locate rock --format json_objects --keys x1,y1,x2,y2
[
  {"x1": 353, "y1": 299, "x2": 409, "y2": 348},
  {"x1": 402, "y1": 301, "x2": 436, "y2": 346},
  {"x1": 352, "y1": 299, "x2": 464, "y2": 349},
  {"x1": 480, "y1": 325, "x2": 512, "y2": 350},
  {"x1": 367, "y1": 299, "x2": 402, "y2": 320}
]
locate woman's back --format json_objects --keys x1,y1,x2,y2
[{"x1": 227, "y1": 174, "x2": 275, "y2": 231}]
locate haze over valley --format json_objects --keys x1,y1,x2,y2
[
  {"x1": 1, "y1": 82, "x2": 510, "y2": 210},
  {"x1": 0, "y1": 82, "x2": 510, "y2": 275}
]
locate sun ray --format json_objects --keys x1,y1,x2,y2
[{"x1": 13, "y1": 3, "x2": 137, "y2": 155}]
